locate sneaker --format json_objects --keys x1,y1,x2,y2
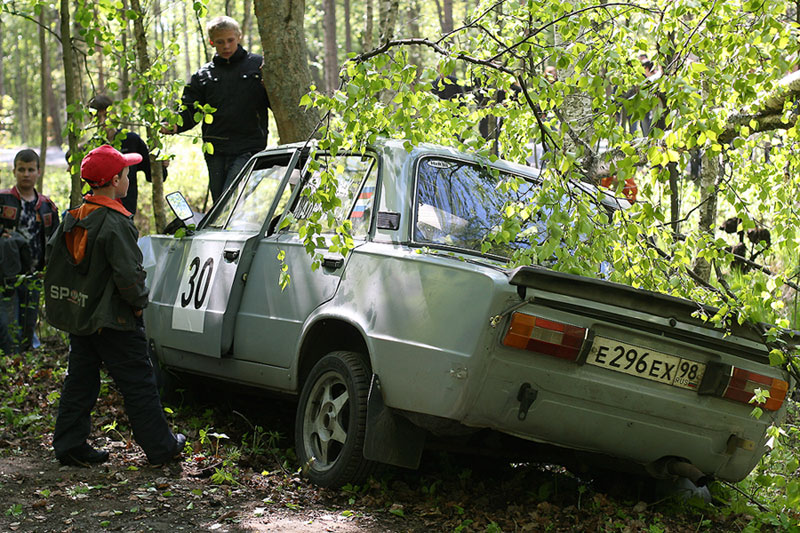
[{"x1": 57, "y1": 443, "x2": 110, "y2": 467}]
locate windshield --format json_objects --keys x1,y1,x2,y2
[{"x1": 414, "y1": 157, "x2": 546, "y2": 257}]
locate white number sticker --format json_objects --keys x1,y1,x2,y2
[{"x1": 172, "y1": 242, "x2": 217, "y2": 332}]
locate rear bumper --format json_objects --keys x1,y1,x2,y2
[{"x1": 460, "y1": 348, "x2": 781, "y2": 481}]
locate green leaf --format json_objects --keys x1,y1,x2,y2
[{"x1": 689, "y1": 62, "x2": 709, "y2": 74}]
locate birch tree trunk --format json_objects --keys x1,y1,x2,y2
[
  {"x1": 254, "y1": 0, "x2": 319, "y2": 143},
  {"x1": 693, "y1": 152, "x2": 720, "y2": 282},
  {"x1": 130, "y1": 0, "x2": 168, "y2": 232},
  {"x1": 556, "y1": 18, "x2": 592, "y2": 156}
]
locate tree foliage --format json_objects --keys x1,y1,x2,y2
[{"x1": 303, "y1": 0, "x2": 800, "y2": 380}]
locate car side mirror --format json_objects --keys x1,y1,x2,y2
[
  {"x1": 165, "y1": 191, "x2": 199, "y2": 235},
  {"x1": 166, "y1": 192, "x2": 193, "y2": 223}
]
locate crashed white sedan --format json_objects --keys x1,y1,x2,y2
[{"x1": 140, "y1": 139, "x2": 791, "y2": 487}]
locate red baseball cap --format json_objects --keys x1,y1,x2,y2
[{"x1": 81, "y1": 144, "x2": 142, "y2": 187}]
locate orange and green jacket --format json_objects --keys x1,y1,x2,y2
[{"x1": 44, "y1": 195, "x2": 147, "y2": 335}]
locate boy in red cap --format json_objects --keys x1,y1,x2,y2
[{"x1": 44, "y1": 145, "x2": 185, "y2": 466}]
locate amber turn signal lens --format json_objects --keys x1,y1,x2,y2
[
  {"x1": 502, "y1": 312, "x2": 587, "y2": 361},
  {"x1": 723, "y1": 368, "x2": 789, "y2": 411}
]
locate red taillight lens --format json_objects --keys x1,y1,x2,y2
[
  {"x1": 723, "y1": 368, "x2": 789, "y2": 411},
  {"x1": 502, "y1": 312, "x2": 587, "y2": 361}
]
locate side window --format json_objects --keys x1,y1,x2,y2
[
  {"x1": 225, "y1": 166, "x2": 287, "y2": 232},
  {"x1": 287, "y1": 154, "x2": 377, "y2": 238},
  {"x1": 204, "y1": 156, "x2": 291, "y2": 232},
  {"x1": 348, "y1": 168, "x2": 377, "y2": 238}
]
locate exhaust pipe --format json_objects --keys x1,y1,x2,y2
[
  {"x1": 646, "y1": 458, "x2": 712, "y2": 487},
  {"x1": 666, "y1": 460, "x2": 711, "y2": 487}
]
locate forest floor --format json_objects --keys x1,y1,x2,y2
[{"x1": 0, "y1": 338, "x2": 780, "y2": 532}]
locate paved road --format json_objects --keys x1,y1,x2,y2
[{"x1": 0, "y1": 146, "x2": 68, "y2": 168}]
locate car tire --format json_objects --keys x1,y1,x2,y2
[{"x1": 294, "y1": 351, "x2": 376, "y2": 487}]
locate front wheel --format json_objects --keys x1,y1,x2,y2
[{"x1": 294, "y1": 351, "x2": 376, "y2": 487}]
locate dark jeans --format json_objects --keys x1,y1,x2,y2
[
  {"x1": 205, "y1": 152, "x2": 252, "y2": 203},
  {"x1": 53, "y1": 328, "x2": 178, "y2": 463},
  {"x1": 0, "y1": 288, "x2": 14, "y2": 355},
  {"x1": 15, "y1": 279, "x2": 39, "y2": 352},
  {"x1": 0, "y1": 278, "x2": 38, "y2": 354}
]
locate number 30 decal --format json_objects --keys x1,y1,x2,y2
[
  {"x1": 172, "y1": 245, "x2": 218, "y2": 333},
  {"x1": 180, "y1": 256, "x2": 214, "y2": 309}
]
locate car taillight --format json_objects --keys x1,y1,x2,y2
[
  {"x1": 723, "y1": 368, "x2": 789, "y2": 411},
  {"x1": 502, "y1": 312, "x2": 587, "y2": 361}
]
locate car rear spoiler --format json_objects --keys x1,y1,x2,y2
[{"x1": 506, "y1": 266, "x2": 787, "y2": 363}]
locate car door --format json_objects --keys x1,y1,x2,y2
[
  {"x1": 156, "y1": 149, "x2": 303, "y2": 357},
  {"x1": 232, "y1": 151, "x2": 380, "y2": 368}
]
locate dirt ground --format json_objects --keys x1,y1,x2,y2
[
  {"x1": 0, "y1": 441, "x2": 415, "y2": 532},
  {"x1": 0, "y1": 341, "x2": 761, "y2": 532}
]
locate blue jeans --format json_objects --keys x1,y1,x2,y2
[{"x1": 205, "y1": 152, "x2": 253, "y2": 203}]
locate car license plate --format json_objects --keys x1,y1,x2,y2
[{"x1": 587, "y1": 336, "x2": 705, "y2": 390}]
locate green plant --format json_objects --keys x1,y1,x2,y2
[
  {"x1": 102, "y1": 420, "x2": 130, "y2": 443},
  {"x1": 210, "y1": 459, "x2": 240, "y2": 486},
  {"x1": 4, "y1": 503, "x2": 22, "y2": 517},
  {"x1": 198, "y1": 427, "x2": 230, "y2": 458}
]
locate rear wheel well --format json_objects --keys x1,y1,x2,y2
[{"x1": 297, "y1": 319, "x2": 370, "y2": 388}]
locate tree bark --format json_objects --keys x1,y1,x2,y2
[
  {"x1": 442, "y1": 0, "x2": 453, "y2": 34},
  {"x1": 0, "y1": 18, "x2": 5, "y2": 110},
  {"x1": 344, "y1": 0, "x2": 352, "y2": 55},
  {"x1": 363, "y1": 0, "x2": 374, "y2": 51},
  {"x1": 254, "y1": 0, "x2": 319, "y2": 143},
  {"x1": 242, "y1": 0, "x2": 254, "y2": 51},
  {"x1": 557, "y1": 2, "x2": 592, "y2": 157},
  {"x1": 15, "y1": 38, "x2": 29, "y2": 144},
  {"x1": 407, "y1": 0, "x2": 422, "y2": 80},
  {"x1": 60, "y1": 0, "x2": 83, "y2": 207},
  {"x1": 119, "y1": 0, "x2": 130, "y2": 99},
  {"x1": 130, "y1": 0, "x2": 168, "y2": 232},
  {"x1": 378, "y1": 0, "x2": 399, "y2": 45},
  {"x1": 693, "y1": 151, "x2": 720, "y2": 283},
  {"x1": 39, "y1": 9, "x2": 50, "y2": 186},
  {"x1": 323, "y1": 0, "x2": 338, "y2": 94},
  {"x1": 182, "y1": 1, "x2": 192, "y2": 79},
  {"x1": 719, "y1": 71, "x2": 800, "y2": 144}
]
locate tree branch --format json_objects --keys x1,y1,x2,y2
[
  {"x1": 719, "y1": 71, "x2": 800, "y2": 144},
  {"x1": 1, "y1": 7, "x2": 63, "y2": 42}
]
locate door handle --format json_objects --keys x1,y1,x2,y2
[
  {"x1": 322, "y1": 255, "x2": 344, "y2": 269},
  {"x1": 223, "y1": 249, "x2": 240, "y2": 262}
]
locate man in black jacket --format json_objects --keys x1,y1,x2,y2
[
  {"x1": 88, "y1": 94, "x2": 167, "y2": 215},
  {"x1": 163, "y1": 16, "x2": 270, "y2": 202}
]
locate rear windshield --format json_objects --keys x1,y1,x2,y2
[{"x1": 414, "y1": 157, "x2": 546, "y2": 257}]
